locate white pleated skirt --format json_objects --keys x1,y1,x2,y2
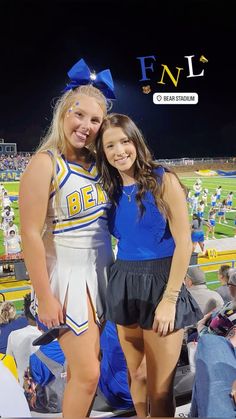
[{"x1": 31, "y1": 236, "x2": 114, "y2": 335}]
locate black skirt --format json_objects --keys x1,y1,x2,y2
[{"x1": 106, "y1": 257, "x2": 203, "y2": 329}]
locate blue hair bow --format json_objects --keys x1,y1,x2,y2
[{"x1": 63, "y1": 58, "x2": 116, "y2": 99}]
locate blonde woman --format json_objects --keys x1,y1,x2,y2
[{"x1": 19, "y1": 58, "x2": 115, "y2": 417}]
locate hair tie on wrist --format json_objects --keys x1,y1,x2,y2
[{"x1": 162, "y1": 290, "x2": 180, "y2": 304}]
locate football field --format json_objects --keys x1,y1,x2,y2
[
  {"x1": 0, "y1": 176, "x2": 235, "y2": 309},
  {"x1": 0, "y1": 176, "x2": 235, "y2": 254},
  {"x1": 180, "y1": 174, "x2": 236, "y2": 239},
  {"x1": 0, "y1": 181, "x2": 20, "y2": 255}
]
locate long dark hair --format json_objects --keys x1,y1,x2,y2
[
  {"x1": 96, "y1": 113, "x2": 186, "y2": 218},
  {"x1": 193, "y1": 213, "x2": 202, "y2": 228}
]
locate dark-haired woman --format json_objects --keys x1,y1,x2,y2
[{"x1": 95, "y1": 113, "x2": 202, "y2": 417}]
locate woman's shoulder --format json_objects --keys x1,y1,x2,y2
[
  {"x1": 20, "y1": 151, "x2": 54, "y2": 184},
  {"x1": 29, "y1": 150, "x2": 54, "y2": 164}
]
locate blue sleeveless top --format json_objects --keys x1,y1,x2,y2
[{"x1": 108, "y1": 167, "x2": 175, "y2": 260}]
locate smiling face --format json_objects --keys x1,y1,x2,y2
[
  {"x1": 102, "y1": 126, "x2": 137, "y2": 178},
  {"x1": 63, "y1": 94, "x2": 104, "y2": 154}
]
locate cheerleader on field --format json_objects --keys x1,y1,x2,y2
[
  {"x1": 206, "y1": 209, "x2": 217, "y2": 240},
  {"x1": 210, "y1": 193, "x2": 217, "y2": 209},
  {"x1": 226, "y1": 192, "x2": 233, "y2": 210},
  {"x1": 197, "y1": 200, "x2": 205, "y2": 219},
  {"x1": 218, "y1": 199, "x2": 228, "y2": 224},
  {"x1": 201, "y1": 188, "x2": 208, "y2": 206},
  {"x1": 216, "y1": 186, "x2": 222, "y2": 201}
]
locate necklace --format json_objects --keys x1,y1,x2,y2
[{"x1": 122, "y1": 184, "x2": 136, "y2": 202}]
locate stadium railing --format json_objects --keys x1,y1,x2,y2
[
  {"x1": 189, "y1": 259, "x2": 235, "y2": 286},
  {"x1": 0, "y1": 259, "x2": 234, "y2": 311}
]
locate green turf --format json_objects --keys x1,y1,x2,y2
[
  {"x1": 0, "y1": 181, "x2": 20, "y2": 255},
  {"x1": 0, "y1": 175, "x2": 235, "y2": 256},
  {"x1": 1, "y1": 182, "x2": 19, "y2": 194},
  {"x1": 14, "y1": 299, "x2": 24, "y2": 312},
  {"x1": 180, "y1": 175, "x2": 236, "y2": 239},
  {"x1": 1, "y1": 175, "x2": 234, "y2": 313},
  {"x1": 205, "y1": 271, "x2": 220, "y2": 290},
  {"x1": 180, "y1": 175, "x2": 236, "y2": 206}
]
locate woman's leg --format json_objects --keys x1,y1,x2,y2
[
  {"x1": 117, "y1": 324, "x2": 147, "y2": 417},
  {"x1": 192, "y1": 242, "x2": 197, "y2": 252},
  {"x1": 205, "y1": 226, "x2": 210, "y2": 240},
  {"x1": 198, "y1": 240, "x2": 205, "y2": 252},
  {"x1": 144, "y1": 328, "x2": 184, "y2": 417},
  {"x1": 212, "y1": 226, "x2": 215, "y2": 238},
  {"x1": 59, "y1": 294, "x2": 100, "y2": 417}
]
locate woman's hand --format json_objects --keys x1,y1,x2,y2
[
  {"x1": 152, "y1": 299, "x2": 176, "y2": 336},
  {"x1": 197, "y1": 311, "x2": 212, "y2": 333},
  {"x1": 38, "y1": 294, "x2": 64, "y2": 328}
]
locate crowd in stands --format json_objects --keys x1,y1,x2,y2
[
  {"x1": 0, "y1": 153, "x2": 33, "y2": 172},
  {"x1": 190, "y1": 267, "x2": 236, "y2": 417},
  {"x1": 184, "y1": 266, "x2": 224, "y2": 315},
  {"x1": 1, "y1": 264, "x2": 236, "y2": 417}
]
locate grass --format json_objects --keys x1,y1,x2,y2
[
  {"x1": 0, "y1": 174, "x2": 236, "y2": 312},
  {"x1": 205, "y1": 271, "x2": 220, "y2": 290},
  {"x1": 14, "y1": 300, "x2": 24, "y2": 312},
  {"x1": 0, "y1": 175, "x2": 235, "y2": 311},
  {"x1": 0, "y1": 182, "x2": 20, "y2": 255},
  {"x1": 0, "y1": 176, "x2": 235, "y2": 255},
  {"x1": 180, "y1": 175, "x2": 236, "y2": 239}
]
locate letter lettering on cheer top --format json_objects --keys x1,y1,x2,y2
[
  {"x1": 158, "y1": 65, "x2": 184, "y2": 87},
  {"x1": 67, "y1": 191, "x2": 82, "y2": 216},
  {"x1": 95, "y1": 183, "x2": 107, "y2": 205},
  {"x1": 136, "y1": 56, "x2": 156, "y2": 81},
  {"x1": 81, "y1": 185, "x2": 96, "y2": 209}
]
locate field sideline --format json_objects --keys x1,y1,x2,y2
[
  {"x1": 180, "y1": 174, "x2": 236, "y2": 239},
  {"x1": 0, "y1": 175, "x2": 235, "y2": 310},
  {"x1": 0, "y1": 176, "x2": 235, "y2": 254}
]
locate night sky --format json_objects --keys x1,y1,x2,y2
[{"x1": 1, "y1": 0, "x2": 235, "y2": 158}]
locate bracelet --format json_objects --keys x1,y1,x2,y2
[{"x1": 162, "y1": 289, "x2": 180, "y2": 303}]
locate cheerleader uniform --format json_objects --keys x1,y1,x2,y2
[
  {"x1": 209, "y1": 211, "x2": 216, "y2": 227},
  {"x1": 227, "y1": 193, "x2": 233, "y2": 208},
  {"x1": 216, "y1": 187, "x2": 222, "y2": 200},
  {"x1": 211, "y1": 194, "x2": 217, "y2": 207},
  {"x1": 197, "y1": 204, "x2": 205, "y2": 219},
  {"x1": 31, "y1": 153, "x2": 114, "y2": 336}
]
